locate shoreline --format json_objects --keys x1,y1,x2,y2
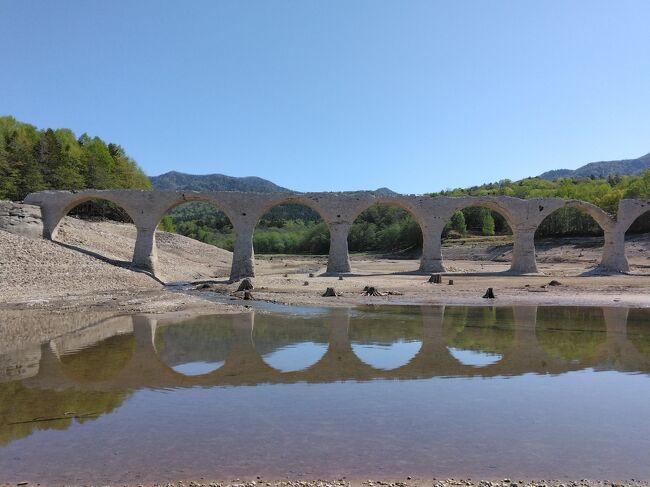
[{"x1": 2, "y1": 476, "x2": 649, "y2": 487}]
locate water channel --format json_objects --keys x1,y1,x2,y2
[{"x1": 1, "y1": 305, "x2": 650, "y2": 483}]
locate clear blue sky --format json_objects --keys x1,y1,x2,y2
[{"x1": 1, "y1": 1, "x2": 649, "y2": 194}]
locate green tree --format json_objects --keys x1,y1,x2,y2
[
  {"x1": 481, "y1": 208, "x2": 495, "y2": 236},
  {"x1": 448, "y1": 211, "x2": 467, "y2": 235}
]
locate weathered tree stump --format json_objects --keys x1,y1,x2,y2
[
  {"x1": 322, "y1": 287, "x2": 338, "y2": 297},
  {"x1": 236, "y1": 278, "x2": 254, "y2": 292},
  {"x1": 482, "y1": 287, "x2": 496, "y2": 299},
  {"x1": 428, "y1": 274, "x2": 442, "y2": 284},
  {"x1": 362, "y1": 286, "x2": 383, "y2": 296}
]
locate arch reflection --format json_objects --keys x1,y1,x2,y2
[
  {"x1": 535, "y1": 307, "x2": 607, "y2": 365},
  {"x1": 253, "y1": 313, "x2": 329, "y2": 372},
  {"x1": 349, "y1": 306, "x2": 423, "y2": 371},
  {"x1": 154, "y1": 315, "x2": 235, "y2": 376},
  {"x1": 627, "y1": 309, "x2": 650, "y2": 360},
  {"x1": 442, "y1": 307, "x2": 514, "y2": 368}
]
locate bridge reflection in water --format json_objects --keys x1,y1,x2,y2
[
  {"x1": 8, "y1": 305, "x2": 650, "y2": 393},
  {"x1": 2, "y1": 305, "x2": 650, "y2": 482}
]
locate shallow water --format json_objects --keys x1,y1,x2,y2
[{"x1": 1, "y1": 305, "x2": 650, "y2": 483}]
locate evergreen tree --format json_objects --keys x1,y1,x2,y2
[
  {"x1": 481, "y1": 209, "x2": 495, "y2": 236},
  {"x1": 449, "y1": 211, "x2": 467, "y2": 235}
]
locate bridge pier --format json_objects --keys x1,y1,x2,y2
[
  {"x1": 230, "y1": 220, "x2": 256, "y2": 281},
  {"x1": 600, "y1": 228, "x2": 629, "y2": 273},
  {"x1": 133, "y1": 225, "x2": 158, "y2": 274},
  {"x1": 326, "y1": 221, "x2": 352, "y2": 274},
  {"x1": 510, "y1": 227, "x2": 539, "y2": 274},
  {"x1": 419, "y1": 222, "x2": 445, "y2": 273}
]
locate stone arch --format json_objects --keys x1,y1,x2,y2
[
  {"x1": 533, "y1": 201, "x2": 611, "y2": 274},
  {"x1": 251, "y1": 194, "x2": 332, "y2": 270},
  {"x1": 438, "y1": 198, "x2": 517, "y2": 273},
  {"x1": 621, "y1": 207, "x2": 650, "y2": 275},
  {"x1": 47, "y1": 195, "x2": 139, "y2": 266},
  {"x1": 256, "y1": 194, "x2": 333, "y2": 226},
  {"x1": 538, "y1": 200, "x2": 613, "y2": 232},
  {"x1": 151, "y1": 196, "x2": 237, "y2": 281},
  {"x1": 45, "y1": 193, "x2": 140, "y2": 240},
  {"x1": 346, "y1": 198, "x2": 426, "y2": 274}
]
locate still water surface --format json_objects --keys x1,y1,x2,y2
[{"x1": 1, "y1": 305, "x2": 650, "y2": 483}]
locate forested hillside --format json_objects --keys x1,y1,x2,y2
[
  {"x1": 151, "y1": 171, "x2": 289, "y2": 192},
  {"x1": 538, "y1": 152, "x2": 650, "y2": 180},
  {"x1": 0, "y1": 116, "x2": 151, "y2": 201}
]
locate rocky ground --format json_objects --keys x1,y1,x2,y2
[{"x1": 2, "y1": 478, "x2": 648, "y2": 487}]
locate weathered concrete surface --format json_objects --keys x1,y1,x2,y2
[
  {"x1": 23, "y1": 190, "x2": 650, "y2": 280},
  {"x1": 0, "y1": 200, "x2": 43, "y2": 239}
]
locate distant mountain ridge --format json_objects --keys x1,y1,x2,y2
[
  {"x1": 150, "y1": 171, "x2": 398, "y2": 195},
  {"x1": 150, "y1": 171, "x2": 291, "y2": 193},
  {"x1": 539, "y1": 152, "x2": 650, "y2": 180}
]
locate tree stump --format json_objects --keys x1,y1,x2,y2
[
  {"x1": 428, "y1": 274, "x2": 442, "y2": 284},
  {"x1": 482, "y1": 288, "x2": 496, "y2": 299},
  {"x1": 362, "y1": 286, "x2": 383, "y2": 296},
  {"x1": 322, "y1": 287, "x2": 338, "y2": 297},
  {"x1": 237, "y1": 278, "x2": 254, "y2": 291}
]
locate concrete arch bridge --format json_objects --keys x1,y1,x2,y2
[{"x1": 24, "y1": 190, "x2": 650, "y2": 281}]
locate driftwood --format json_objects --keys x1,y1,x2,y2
[
  {"x1": 428, "y1": 274, "x2": 442, "y2": 284},
  {"x1": 236, "y1": 278, "x2": 254, "y2": 291},
  {"x1": 482, "y1": 287, "x2": 496, "y2": 299},
  {"x1": 322, "y1": 287, "x2": 339, "y2": 297}
]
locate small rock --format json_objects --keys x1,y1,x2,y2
[
  {"x1": 309, "y1": 273, "x2": 315, "y2": 277},
  {"x1": 548, "y1": 280, "x2": 562, "y2": 286},
  {"x1": 303, "y1": 281, "x2": 309, "y2": 286},
  {"x1": 448, "y1": 279, "x2": 454, "y2": 285},
  {"x1": 243, "y1": 291, "x2": 253, "y2": 300}
]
